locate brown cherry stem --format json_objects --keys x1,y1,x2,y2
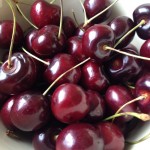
[
  {"x1": 6, "y1": 130, "x2": 20, "y2": 140},
  {"x1": 103, "y1": 45, "x2": 150, "y2": 61},
  {"x1": 114, "y1": 19, "x2": 146, "y2": 48},
  {"x1": 22, "y1": 47, "x2": 50, "y2": 66},
  {"x1": 103, "y1": 112, "x2": 150, "y2": 122},
  {"x1": 79, "y1": 0, "x2": 119, "y2": 27},
  {"x1": 58, "y1": 0, "x2": 63, "y2": 39},
  {"x1": 12, "y1": 0, "x2": 31, "y2": 5},
  {"x1": 15, "y1": 3, "x2": 38, "y2": 29},
  {"x1": 126, "y1": 132, "x2": 150, "y2": 145},
  {"x1": 5, "y1": 0, "x2": 16, "y2": 69},
  {"x1": 43, "y1": 57, "x2": 91, "y2": 96}
]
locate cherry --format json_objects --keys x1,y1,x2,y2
[
  {"x1": 105, "y1": 85, "x2": 137, "y2": 122},
  {"x1": 133, "y1": 3, "x2": 150, "y2": 40},
  {"x1": 0, "y1": 52, "x2": 37, "y2": 95},
  {"x1": 44, "y1": 53, "x2": 81, "y2": 86},
  {"x1": 108, "y1": 16, "x2": 135, "y2": 48},
  {"x1": 67, "y1": 36, "x2": 87, "y2": 62},
  {"x1": 51, "y1": 83, "x2": 89, "y2": 124},
  {"x1": 56, "y1": 123, "x2": 104, "y2": 150},
  {"x1": 140, "y1": 39, "x2": 150, "y2": 68},
  {"x1": 62, "y1": 16, "x2": 76, "y2": 38},
  {"x1": 33, "y1": 127, "x2": 62, "y2": 150},
  {"x1": 84, "y1": 90, "x2": 105, "y2": 122},
  {"x1": 0, "y1": 20, "x2": 24, "y2": 49},
  {"x1": 30, "y1": 0, "x2": 61, "y2": 28},
  {"x1": 84, "y1": 0, "x2": 111, "y2": 23},
  {"x1": 10, "y1": 91, "x2": 51, "y2": 132},
  {"x1": 135, "y1": 73, "x2": 150, "y2": 114},
  {"x1": 96, "y1": 122, "x2": 125, "y2": 150},
  {"x1": 82, "y1": 24, "x2": 115, "y2": 63},
  {"x1": 81, "y1": 60, "x2": 109, "y2": 93},
  {"x1": 0, "y1": 96, "x2": 16, "y2": 130},
  {"x1": 32, "y1": 25, "x2": 66, "y2": 57}
]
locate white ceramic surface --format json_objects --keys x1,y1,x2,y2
[{"x1": 0, "y1": 0, "x2": 150, "y2": 150}]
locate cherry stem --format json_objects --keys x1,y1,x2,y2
[
  {"x1": 126, "y1": 132, "x2": 150, "y2": 145},
  {"x1": 6, "y1": 130, "x2": 20, "y2": 140},
  {"x1": 104, "y1": 45, "x2": 150, "y2": 61},
  {"x1": 58, "y1": 0, "x2": 63, "y2": 39},
  {"x1": 15, "y1": 3, "x2": 38, "y2": 29},
  {"x1": 50, "y1": 0, "x2": 56, "y2": 4},
  {"x1": 0, "y1": 61, "x2": 3, "y2": 65},
  {"x1": 43, "y1": 57, "x2": 91, "y2": 96},
  {"x1": 12, "y1": 0, "x2": 31, "y2": 5},
  {"x1": 112, "y1": 94, "x2": 147, "y2": 122},
  {"x1": 126, "y1": 82, "x2": 135, "y2": 89},
  {"x1": 104, "y1": 112, "x2": 150, "y2": 122},
  {"x1": 5, "y1": 0, "x2": 16, "y2": 69},
  {"x1": 114, "y1": 20, "x2": 146, "y2": 48},
  {"x1": 72, "y1": 9, "x2": 79, "y2": 27},
  {"x1": 22, "y1": 47, "x2": 49, "y2": 66},
  {"x1": 81, "y1": 0, "x2": 119, "y2": 27}
]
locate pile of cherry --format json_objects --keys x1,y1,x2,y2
[{"x1": 0, "y1": 0, "x2": 150, "y2": 149}]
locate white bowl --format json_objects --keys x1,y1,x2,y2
[{"x1": 0, "y1": 0, "x2": 150, "y2": 150}]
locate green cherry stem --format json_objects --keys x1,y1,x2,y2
[
  {"x1": 72, "y1": 9, "x2": 80, "y2": 27},
  {"x1": 50, "y1": 0, "x2": 56, "y2": 4},
  {"x1": 103, "y1": 112, "x2": 150, "y2": 122},
  {"x1": 15, "y1": 3, "x2": 38, "y2": 29},
  {"x1": 5, "y1": 0, "x2": 16, "y2": 69},
  {"x1": 22, "y1": 47, "x2": 49, "y2": 66},
  {"x1": 43, "y1": 57, "x2": 91, "y2": 96},
  {"x1": 58, "y1": 0, "x2": 63, "y2": 39},
  {"x1": 114, "y1": 19, "x2": 146, "y2": 48}
]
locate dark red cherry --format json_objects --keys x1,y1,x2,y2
[
  {"x1": 0, "y1": 96, "x2": 16, "y2": 130},
  {"x1": 140, "y1": 39, "x2": 150, "y2": 68},
  {"x1": 133, "y1": 3, "x2": 150, "y2": 40},
  {"x1": 51, "y1": 83, "x2": 89, "y2": 124},
  {"x1": 84, "y1": 0, "x2": 111, "y2": 23},
  {"x1": 104, "y1": 48, "x2": 142, "y2": 83},
  {"x1": 0, "y1": 52, "x2": 37, "y2": 95},
  {"x1": 0, "y1": 20, "x2": 24, "y2": 49},
  {"x1": 44, "y1": 53, "x2": 81, "y2": 86},
  {"x1": 84, "y1": 90, "x2": 105, "y2": 122},
  {"x1": 62, "y1": 16, "x2": 76, "y2": 38},
  {"x1": 96, "y1": 122, "x2": 125, "y2": 150},
  {"x1": 108, "y1": 16, "x2": 135, "y2": 48},
  {"x1": 33, "y1": 127, "x2": 62, "y2": 150},
  {"x1": 56, "y1": 123, "x2": 104, "y2": 150},
  {"x1": 10, "y1": 91, "x2": 51, "y2": 132},
  {"x1": 135, "y1": 73, "x2": 150, "y2": 114},
  {"x1": 67, "y1": 36, "x2": 87, "y2": 62},
  {"x1": 81, "y1": 60, "x2": 109, "y2": 93},
  {"x1": 32, "y1": 25, "x2": 66, "y2": 57},
  {"x1": 82, "y1": 24, "x2": 115, "y2": 63},
  {"x1": 30, "y1": 0, "x2": 60, "y2": 28},
  {"x1": 105, "y1": 85, "x2": 137, "y2": 122}
]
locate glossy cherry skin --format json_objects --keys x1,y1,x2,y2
[
  {"x1": 0, "y1": 96, "x2": 16, "y2": 130},
  {"x1": 84, "y1": 0, "x2": 111, "y2": 23},
  {"x1": 105, "y1": 48, "x2": 142, "y2": 83},
  {"x1": 96, "y1": 122, "x2": 125, "y2": 150},
  {"x1": 44, "y1": 53, "x2": 81, "y2": 86},
  {"x1": 109, "y1": 16, "x2": 135, "y2": 48},
  {"x1": 0, "y1": 20, "x2": 24, "y2": 49},
  {"x1": 30, "y1": 0, "x2": 60, "y2": 28},
  {"x1": 135, "y1": 73, "x2": 150, "y2": 114},
  {"x1": 10, "y1": 91, "x2": 51, "y2": 132},
  {"x1": 82, "y1": 24, "x2": 115, "y2": 63},
  {"x1": 105, "y1": 85, "x2": 137, "y2": 122},
  {"x1": 51, "y1": 83, "x2": 89, "y2": 124},
  {"x1": 0, "y1": 52, "x2": 37, "y2": 95},
  {"x1": 133, "y1": 3, "x2": 150, "y2": 40},
  {"x1": 33, "y1": 127, "x2": 62, "y2": 150},
  {"x1": 140, "y1": 39, "x2": 150, "y2": 68},
  {"x1": 84, "y1": 90, "x2": 105, "y2": 122},
  {"x1": 56, "y1": 123, "x2": 104, "y2": 150},
  {"x1": 67, "y1": 36, "x2": 87, "y2": 62},
  {"x1": 62, "y1": 16, "x2": 76, "y2": 39},
  {"x1": 32, "y1": 25, "x2": 66, "y2": 57},
  {"x1": 81, "y1": 60, "x2": 109, "y2": 93}
]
